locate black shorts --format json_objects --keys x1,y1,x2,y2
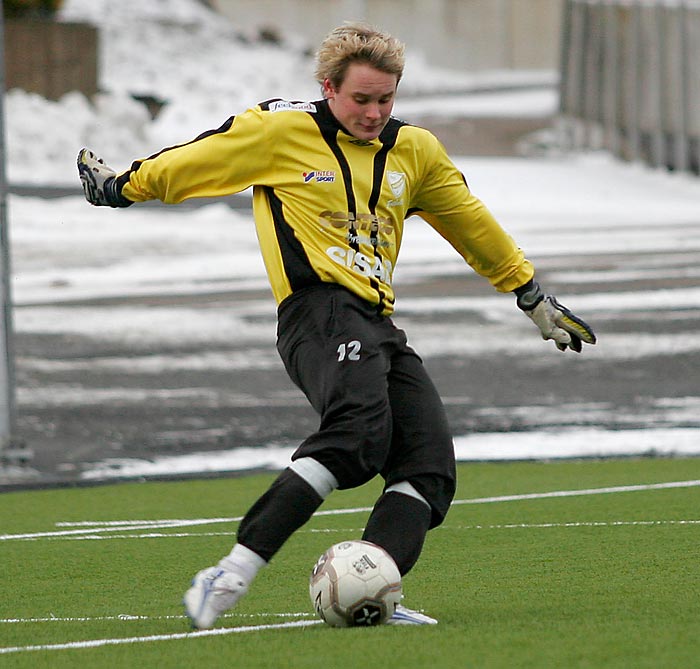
[{"x1": 276, "y1": 284, "x2": 456, "y2": 527}]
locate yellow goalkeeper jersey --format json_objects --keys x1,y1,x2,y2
[{"x1": 118, "y1": 98, "x2": 534, "y2": 315}]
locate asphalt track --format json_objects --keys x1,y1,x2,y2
[{"x1": 4, "y1": 115, "x2": 700, "y2": 487}]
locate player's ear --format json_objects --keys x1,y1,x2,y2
[{"x1": 322, "y1": 78, "x2": 336, "y2": 100}]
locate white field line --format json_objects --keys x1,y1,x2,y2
[
  {"x1": 0, "y1": 619, "x2": 323, "y2": 655},
  {"x1": 2, "y1": 479, "x2": 700, "y2": 543},
  {"x1": 0, "y1": 611, "x2": 311, "y2": 624},
  {"x1": 2, "y1": 480, "x2": 699, "y2": 655},
  {"x1": 24, "y1": 517, "x2": 700, "y2": 543},
  {"x1": 0, "y1": 517, "x2": 244, "y2": 542},
  {"x1": 440, "y1": 519, "x2": 700, "y2": 530},
  {"x1": 40, "y1": 530, "x2": 240, "y2": 541},
  {"x1": 449, "y1": 479, "x2": 700, "y2": 505},
  {"x1": 3, "y1": 517, "x2": 697, "y2": 628},
  {"x1": 9, "y1": 517, "x2": 700, "y2": 542}
]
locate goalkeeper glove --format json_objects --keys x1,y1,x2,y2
[
  {"x1": 514, "y1": 279, "x2": 596, "y2": 353},
  {"x1": 77, "y1": 148, "x2": 132, "y2": 208}
]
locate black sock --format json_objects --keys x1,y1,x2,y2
[
  {"x1": 237, "y1": 468, "x2": 324, "y2": 562},
  {"x1": 362, "y1": 492, "x2": 432, "y2": 576}
]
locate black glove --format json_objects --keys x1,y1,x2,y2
[
  {"x1": 77, "y1": 148, "x2": 132, "y2": 208},
  {"x1": 515, "y1": 280, "x2": 596, "y2": 353}
]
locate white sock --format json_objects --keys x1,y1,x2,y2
[{"x1": 218, "y1": 543, "x2": 267, "y2": 584}]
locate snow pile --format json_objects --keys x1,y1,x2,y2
[{"x1": 5, "y1": 0, "x2": 556, "y2": 186}]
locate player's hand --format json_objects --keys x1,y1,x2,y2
[
  {"x1": 515, "y1": 280, "x2": 596, "y2": 353},
  {"x1": 77, "y1": 148, "x2": 131, "y2": 207}
]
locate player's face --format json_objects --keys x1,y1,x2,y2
[{"x1": 323, "y1": 62, "x2": 398, "y2": 141}]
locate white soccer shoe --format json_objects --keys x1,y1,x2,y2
[
  {"x1": 387, "y1": 603, "x2": 438, "y2": 625},
  {"x1": 183, "y1": 566, "x2": 248, "y2": 629}
]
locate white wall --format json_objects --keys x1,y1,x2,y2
[{"x1": 213, "y1": 0, "x2": 563, "y2": 72}]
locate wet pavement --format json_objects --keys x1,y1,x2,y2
[{"x1": 4, "y1": 115, "x2": 700, "y2": 488}]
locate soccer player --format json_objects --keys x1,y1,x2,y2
[{"x1": 77, "y1": 22, "x2": 596, "y2": 627}]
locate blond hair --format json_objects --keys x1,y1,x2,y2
[{"x1": 314, "y1": 22, "x2": 406, "y2": 89}]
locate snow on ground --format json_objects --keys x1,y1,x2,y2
[
  {"x1": 7, "y1": 0, "x2": 557, "y2": 186},
  {"x1": 80, "y1": 428, "x2": 700, "y2": 481},
  {"x1": 4, "y1": 0, "x2": 700, "y2": 477}
]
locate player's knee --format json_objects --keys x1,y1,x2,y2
[{"x1": 401, "y1": 473, "x2": 456, "y2": 529}]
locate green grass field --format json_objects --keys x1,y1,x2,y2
[{"x1": 2, "y1": 457, "x2": 700, "y2": 668}]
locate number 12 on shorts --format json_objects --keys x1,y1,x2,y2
[{"x1": 337, "y1": 340, "x2": 361, "y2": 362}]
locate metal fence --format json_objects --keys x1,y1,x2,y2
[{"x1": 559, "y1": 0, "x2": 699, "y2": 175}]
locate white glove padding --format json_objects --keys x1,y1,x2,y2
[
  {"x1": 77, "y1": 148, "x2": 132, "y2": 208},
  {"x1": 515, "y1": 280, "x2": 596, "y2": 353},
  {"x1": 525, "y1": 296, "x2": 596, "y2": 352}
]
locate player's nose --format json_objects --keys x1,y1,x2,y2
[{"x1": 365, "y1": 102, "x2": 382, "y2": 120}]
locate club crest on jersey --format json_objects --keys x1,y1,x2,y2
[
  {"x1": 386, "y1": 171, "x2": 406, "y2": 198},
  {"x1": 303, "y1": 170, "x2": 336, "y2": 183}
]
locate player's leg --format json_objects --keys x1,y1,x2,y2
[
  {"x1": 234, "y1": 457, "x2": 338, "y2": 561},
  {"x1": 362, "y1": 344, "x2": 455, "y2": 573},
  {"x1": 277, "y1": 285, "x2": 398, "y2": 487},
  {"x1": 362, "y1": 480, "x2": 432, "y2": 576},
  {"x1": 185, "y1": 286, "x2": 396, "y2": 628},
  {"x1": 184, "y1": 458, "x2": 337, "y2": 629},
  {"x1": 360, "y1": 335, "x2": 455, "y2": 625}
]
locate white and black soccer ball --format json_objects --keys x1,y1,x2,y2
[{"x1": 309, "y1": 540, "x2": 402, "y2": 627}]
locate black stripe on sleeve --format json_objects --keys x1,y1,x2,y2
[{"x1": 116, "y1": 116, "x2": 236, "y2": 191}]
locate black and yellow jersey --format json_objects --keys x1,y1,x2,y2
[{"x1": 117, "y1": 98, "x2": 534, "y2": 315}]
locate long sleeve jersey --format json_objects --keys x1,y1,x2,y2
[{"x1": 116, "y1": 98, "x2": 534, "y2": 315}]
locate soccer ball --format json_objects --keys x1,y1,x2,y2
[{"x1": 309, "y1": 540, "x2": 402, "y2": 627}]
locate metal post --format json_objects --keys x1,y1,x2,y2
[
  {"x1": 650, "y1": 2, "x2": 666, "y2": 169},
  {"x1": 586, "y1": 0, "x2": 605, "y2": 149},
  {"x1": 675, "y1": 0, "x2": 691, "y2": 173},
  {"x1": 628, "y1": 1, "x2": 643, "y2": 163},
  {"x1": 558, "y1": 0, "x2": 573, "y2": 116},
  {"x1": 0, "y1": 10, "x2": 18, "y2": 459},
  {"x1": 603, "y1": 0, "x2": 620, "y2": 157},
  {"x1": 565, "y1": 0, "x2": 589, "y2": 150},
  {"x1": 556, "y1": 0, "x2": 575, "y2": 151}
]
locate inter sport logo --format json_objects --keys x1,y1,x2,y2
[{"x1": 303, "y1": 170, "x2": 336, "y2": 183}]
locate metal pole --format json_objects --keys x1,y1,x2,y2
[
  {"x1": 650, "y1": 2, "x2": 666, "y2": 169},
  {"x1": 604, "y1": 0, "x2": 621, "y2": 157},
  {"x1": 628, "y1": 1, "x2": 643, "y2": 163},
  {"x1": 556, "y1": 0, "x2": 575, "y2": 151},
  {"x1": 558, "y1": 0, "x2": 573, "y2": 116},
  {"x1": 675, "y1": 0, "x2": 691, "y2": 173},
  {"x1": 587, "y1": 0, "x2": 605, "y2": 149},
  {"x1": 0, "y1": 9, "x2": 18, "y2": 455}
]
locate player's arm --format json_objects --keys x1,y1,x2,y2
[
  {"x1": 412, "y1": 139, "x2": 596, "y2": 353},
  {"x1": 417, "y1": 203, "x2": 596, "y2": 353},
  {"x1": 78, "y1": 108, "x2": 271, "y2": 207}
]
